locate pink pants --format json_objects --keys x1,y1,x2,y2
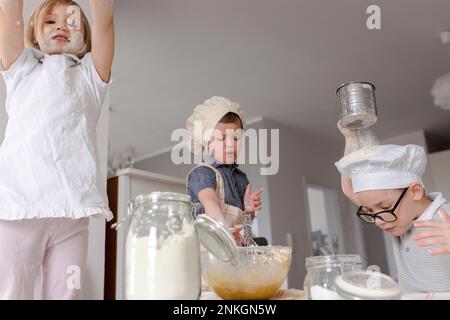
[{"x1": 0, "y1": 217, "x2": 89, "y2": 300}]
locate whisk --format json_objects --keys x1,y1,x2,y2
[
  {"x1": 242, "y1": 210, "x2": 258, "y2": 247},
  {"x1": 319, "y1": 233, "x2": 339, "y2": 256}
]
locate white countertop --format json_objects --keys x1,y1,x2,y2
[
  {"x1": 200, "y1": 289, "x2": 305, "y2": 300},
  {"x1": 200, "y1": 289, "x2": 450, "y2": 300}
]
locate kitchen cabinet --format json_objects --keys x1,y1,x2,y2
[{"x1": 104, "y1": 168, "x2": 186, "y2": 299}]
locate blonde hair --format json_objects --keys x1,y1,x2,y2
[{"x1": 26, "y1": 0, "x2": 92, "y2": 58}]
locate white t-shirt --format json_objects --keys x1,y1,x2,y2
[{"x1": 0, "y1": 48, "x2": 113, "y2": 221}]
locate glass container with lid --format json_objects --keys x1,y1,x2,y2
[
  {"x1": 303, "y1": 254, "x2": 363, "y2": 300},
  {"x1": 335, "y1": 270, "x2": 402, "y2": 300},
  {"x1": 118, "y1": 192, "x2": 237, "y2": 300}
]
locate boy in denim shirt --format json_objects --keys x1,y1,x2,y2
[{"x1": 186, "y1": 96, "x2": 263, "y2": 244}]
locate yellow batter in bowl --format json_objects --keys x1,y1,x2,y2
[{"x1": 201, "y1": 246, "x2": 292, "y2": 300}]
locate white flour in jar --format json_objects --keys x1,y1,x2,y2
[
  {"x1": 310, "y1": 285, "x2": 344, "y2": 300},
  {"x1": 125, "y1": 220, "x2": 201, "y2": 300}
]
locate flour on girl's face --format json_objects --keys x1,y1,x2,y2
[
  {"x1": 38, "y1": 29, "x2": 85, "y2": 56},
  {"x1": 36, "y1": 4, "x2": 86, "y2": 56},
  {"x1": 62, "y1": 31, "x2": 86, "y2": 55}
]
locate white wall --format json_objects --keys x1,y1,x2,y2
[
  {"x1": 306, "y1": 187, "x2": 329, "y2": 235},
  {"x1": 429, "y1": 150, "x2": 450, "y2": 200}
]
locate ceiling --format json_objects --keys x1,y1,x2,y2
[{"x1": 2, "y1": 0, "x2": 450, "y2": 160}]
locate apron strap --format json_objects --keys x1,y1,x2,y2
[
  {"x1": 186, "y1": 162, "x2": 226, "y2": 202},
  {"x1": 186, "y1": 162, "x2": 244, "y2": 228}
]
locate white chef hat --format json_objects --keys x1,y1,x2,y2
[
  {"x1": 186, "y1": 96, "x2": 246, "y2": 155},
  {"x1": 335, "y1": 144, "x2": 427, "y2": 193}
]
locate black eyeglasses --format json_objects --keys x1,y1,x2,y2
[{"x1": 356, "y1": 188, "x2": 408, "y2": 224}]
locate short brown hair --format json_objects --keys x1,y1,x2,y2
[
  {"x1": 26, "y1": 0, "x2": 91, "y2": 59},
  {"x1": 218, "y1": 112, "x2": 243, "y2": 128}
]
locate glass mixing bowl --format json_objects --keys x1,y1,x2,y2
[{"x1": 201, "y1": 246, "x2": 292, "y2": 300}]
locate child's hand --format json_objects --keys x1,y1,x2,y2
[
  {"x1": 244, "y1": 184, "x2": 263, "y2": 217},
  {"x1": 230, "y1": 224, "x2": 246, "y2": 245},
  {"x1": 337, "y1": 122, "x2": 358, "y2": 139},
  {"x1": 413, "y1": 208, "x2": 450, "y2": 256}
]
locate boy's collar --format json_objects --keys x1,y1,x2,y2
[
  {"x1": 203, "y1": 154, "x2": 239, "y2": 168},
  {"x1": 414, "y1": 192, "x2": 446, "y2": 222}
]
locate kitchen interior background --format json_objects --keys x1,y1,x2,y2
[{"x1": 1, "y1": 0, "x2": 450, "y2": 299}]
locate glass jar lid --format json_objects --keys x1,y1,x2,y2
[
  {"x1": 194, "y1": 214, "x2": 238, "y2": 262},
  {"x1": 335, "y1": 270, "x2": 402, "y2": 300},
  {"x1": 134, "y1": 192, "x2": 191, "y2": 206},
  {"x1": 305, "y1": 254, "x2": 362, "y2": 268}
]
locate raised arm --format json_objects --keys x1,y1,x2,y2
[
  {"x1": 89, "y1": 0, "x2": 114, "y2": 82},
  {"x1": 0, "y1": 0, "x2": 24, "y2": 70},
  {"x1": 197, "y1": 188, "x2": 229, "y2": 227},
  {"x1": 337, "y1": 123, "x2": 361, "y2": 206}
]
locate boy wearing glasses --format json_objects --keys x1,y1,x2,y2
[{"x1": 335, "y1": 125, "x2": 450, "y2": 293}]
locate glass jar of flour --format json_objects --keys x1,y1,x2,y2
[
  {"x1": 303, "y1": 255, "x2": 363, "y2": 300},
  {"x1": 121, "y1": 191, "x2": 238, "y2": 300},
  {"x1": 124, "y1": 192, "x2": 201, "y2": 300}
]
